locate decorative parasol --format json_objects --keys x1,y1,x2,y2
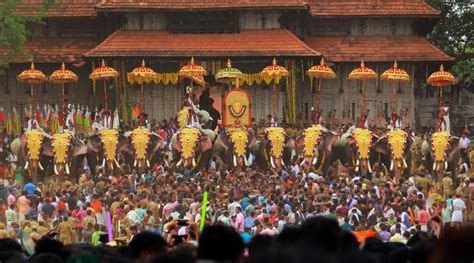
[
  {"x1": 427, "y1": 65, "x2": 455, "y2": 131},
  {"x1": 17, "y1": 62, "x2": 47, "y2": 116},
  {"x1": 381, "y1": 61, "x2": 410, "y2": 127},
  {"x1": 348, "y1": 61, "x2": 378, "y2": 128},
  {"x1": 127, "y1": 60, "x2": 158, "y2": 125},
  {"x1": 50, "y1": 63, "x2": 78, "y2": 125},
  {"x1": 178, "y1": 57, "x2": 207, "y2": 92},
  {"x1": 260, "y1": 58, "x2": 289, "y2": 125},
  {"x1": 307, "y1": 58, "x2": 336, "y2": 124},
  {"x1": 89, "y1": 60, "x2": 119, "y2": 126},
  {"x1": 215, "y1": 59, "x2": 244, "y2": 88}
]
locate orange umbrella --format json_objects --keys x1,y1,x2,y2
[
  {"x1": 307, "y1": 58, "x2": 336, "y2": 124},
  {"x1": 348, "y1": 61, "x2": 378, "y2": 128},
  {"x1": 261, "y1": 58, "x2": 289, "y2": 125},
  {"x1": 17, "y1": 62, "x2": 47, "y2": 115},
  {"x1": 50, "y1": 63, "x2": 78, "y2": 125},
  {"x1": 427, "y1": 65, "x2": 455, "y2": 131},
  {"x1": 128, "y1": 60, "x2": 158, "y2": 124},
  {"x1": 381, "y1": 61, "x2": 410, "y2": 127},
  {"x1": 89, "y1": 60, "x2": 119, "y2": 116}
]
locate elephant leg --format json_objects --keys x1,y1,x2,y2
[
  {"x1": 86, "y1": 153, "x2": 98, "y2": 176},
  {"x1": 70, "y1": 155, "x2": 85, "y2": 181}
]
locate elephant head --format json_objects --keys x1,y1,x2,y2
[
  {"x1": 227, "y1": 128, "x2": 250, "y2": 167},
  {"x1": 431, "y1": 131, "x2": 450, "y2": 172},
  {"x1": 99, "y1": 129, "x2": 120, "y2": 170},
  {"x1": 175, "y1": 127, "x2": 201, "y2": 167},
  {"x1": 350, "y1": 128, "x2": 373, "y2": 173},
  {"x1": 24, "y1": 130, "x2": 45, "y2": 172},
  {"x1": 300, "y1": 126, "x2": 323, "y2": 168},
  {"x1": 125, "y1": 127, "x2": 165, "y2": 169},
  {"x1": 386, "y1": 129, "x2": 408, "y2": 171},
  {"x1": 265, "y1": 127, "x2": 286, "y2": 169},
  {"x1": 51, "y1": 132, "x2": 72, "y2": 175}
]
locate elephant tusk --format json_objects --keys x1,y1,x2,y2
[
  {"x1": 233, "y1": 155, "x2": 237, "y2": 167},
  {"x1": 147, "y1": 159, "x2": 150, "y2": 167},
  {"x1": 312, "y1": 157, "x2": 318, "y2": 166},
  {"x1": 192, "y1": 157, "x2": 196, "y2": 167},
  {"x1": 54, "y1": 165, "x2": 58, "y2": 175},
  {"x1": 66, "y1": 163, "x2": 70, "y2": 175},
  {"x1": 176, "y1": 159, "x2": 182, "y2": 167},
  {"x1": 24, "y1": 161, "x2": 29, "y2": 170},
  {"x1": 281, "y1": 159, "x2": 285, "y2": 167},
  {"x1": 433, "y1": 162, "x2": 436, "y2": 171},
  {"x1": 134, "y1": 159, "x2": 137, "y2": 167},
  {"x1": 445, "y1": 161, "x2": 448, "y2": 170},
  {"x1": 270, "y1": 155, "x2": 276, "y2": 169},
  {"x1": 368, "y1": 160, "x2": 372, "y2": 173},
  {"x1": 244, "y1": 155, "x2": 248, "y2": 166},
  {"x1": 355, "y1": 159, "x2": 359, "y2": 172},
  {"x1": 403, "y1": 159, "x2": 408, "y2": 169},
  {"x1": 300, "y1": 159, "x2": 306, "y2": 166},
  {"x1": 390, "y1": 160, "x2": 394, "y2": 171},
  {"x1": 248, "y1": 154, "x2": 253, "y2": 166},
  {"x1": 115, "y1": 159, "x2": 120, "y2": 168},
  {"x1": 102, "y1": 158, "x2": 106, "y2": 168},
  {"x1": 38, "y1": 162, "x2": 44, "y2": 171}
]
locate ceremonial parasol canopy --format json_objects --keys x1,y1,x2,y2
[
  {"x1": 261, "y1": 58, "x2": 289, "y2": 126},
  {"x1": 127, "y1": 59, "x2": 158, "y2": 85},
  {"x1": 348, "y1": 61, "x2": 378, "y2": 128},
  {"x1": 307, "y1": 58, "x2": 336, "y2": 124},
  {"x1": 381, "y1": 61, "x2": 410, "y2": 127},
  {"x1": 307, "y1": 58, "x2": 336, "y2": 80},
  {"x1": 215, "y1": 59, "x2": 244, "y2": 87},
  {"x1": 17, "y1": 62, "x2": 47, "y2": 115},
  {"x1": 427, "y1": 65, "x2": 455, "y2": 132},
  {"x1": 348, "y1": 61, "x2": 378, "y2": 80},
  {"x1": 17, "y1": 62, "x2": 47, "y2": 84},
  {"x1": 89, "y1": 60, "x2": 119, "y2": 81},
  {"x1": 179, "y1": 57, "x2": 207, "y2": 88},
  {"x1": 427, "y1": 64, "x2": 455, "y2": 87},
  {"x1": 50, "y1": 63, "x2": 78, "y2": 125}
]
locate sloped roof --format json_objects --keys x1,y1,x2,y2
[
  {"x1": 85, "y1": 29, "x2": 321, "y2": 57},
  {"x1": 308, "y1": 0, "x2": 440, "y2": 17},
  {"x1": 304, "y1": 35, "x2": 453, "y2": 62},
  {"x1": 16, "y1": 0, "x2": 98, "y2": 17}
]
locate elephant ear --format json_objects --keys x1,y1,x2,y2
[
  {"x1": 217, "y1": 133, "x2": 230, "y2": 152},
  {"x1": 200, "y1": 135, "x2": 213, "y2": 153},
  {"x1": 10, "y1": 138, "x2": 21, "y2": 156},
  {"x1": 324, "y1": 132, "x2": 340, "y2": 152}
]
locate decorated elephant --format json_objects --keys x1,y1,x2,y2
[
  {"x1": 324, "y1": 127, "x2": 379, "y2": 177},
  {"x1": 295, "y1": 125, "x2": 339, "y2": 173},
  {"x1": 214, "y1": 127, "x2": 259, "y2": 168},
  {"x1": 421, "y1": 131, "x2": 461, "y2": 179},
  {"x1": 255, "y1": 127, "x2": 294, "y2": 172},
  {"x1": 85, "y1": 130, "x2": 123, "y2": 174},
  {"x1": 124, "y1": 127, "x2": 166, "y2": 170}
]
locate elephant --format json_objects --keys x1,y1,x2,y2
[
  {"x1": 255, "y1": 127, "x2": 295, "y2": 172},
  {"x1": 213, "y1": 127, "x2": 259, "y2": 168},
  {"x1": 295, "y1": 125, "x2": 340, "y2": 173},
  {"x1": 421, "y1": 131, "x2": 461, "y2": 179},
  {"x1": 323, "y1": 127, "x2": 379, "y2": 178},
  {"x1": 123, "y1": 127, "x2": 166, "y2": 171}
]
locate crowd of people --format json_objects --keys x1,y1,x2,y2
[{"x1": 0, "y1": 103, "x2": 473, "y2": 262}]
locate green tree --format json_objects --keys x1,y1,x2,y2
[
  {"x1": 0, "y1": 0, "x2": 58, "y2": 74},
  {"x1": 427, "y1": 0, "x2": 474, "y2": 88}
]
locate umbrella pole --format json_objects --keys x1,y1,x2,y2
[
  {"x1": 391, "y1": 82, "x2": 397, "y2": 127},
  {"x1": 361, "y1": 80, "x2": 366, "y2": 128},
  {"x1": 140, "y1": 83, "x2": 144, "y2": 127},
  {"x1": 104, "y1": 80, "x2": 108, "y2": 128},
  {"x1": 30, "y1": 83, "x2": 34, "y2": 118},
  {"x1": 62, "y1": 83, "x2": 65, "y2": 126},
  {"x1": 273, "y1": 82, "x2": 277, "y2": 125},
  {"x1": 438, "y1": 87, "x2": 443, "y2": 132},
  {"x1": 315, "y1": 78, "x2": 321, "y2": 125}
]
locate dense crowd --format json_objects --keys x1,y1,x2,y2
[{"x1": 0, "y1": 112, "x2": 473, "y2": 263}]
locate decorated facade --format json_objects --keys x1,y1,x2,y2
[{"x1": 0, "y1": 0, "x2": 454, "y2": 128}]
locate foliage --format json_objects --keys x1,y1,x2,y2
[
  {"x1": 0, "y1": 0, "x2": 59, "y2": 74},
  {"x1": 427, "y1": 0, "x2": 474, "y2": 89}
]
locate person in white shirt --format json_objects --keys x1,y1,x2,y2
[
  {"x1": 459, "y1": 130, "x2": 471, "y2": 172},
  {"x1": 451, "y1": 194, "x2": 466, "y2": 229}
]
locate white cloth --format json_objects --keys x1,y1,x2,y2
[
  {"x1": 451, "y1": 198, "x2": 466, "y2": 222},
  {"x1": 460, "y1": 137, "x2": 470, "y2": 149}
]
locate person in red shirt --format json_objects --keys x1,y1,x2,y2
[{"x1": 90, "y1": 195, "x2": 103, "y2": 214}]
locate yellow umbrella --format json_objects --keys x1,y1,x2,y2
[
  {"x1": 128, "y1": 60, "x2": 158, "y2": 124},
  {"x1": 348, "y1": 61, "x2": 378, "y2": 127},
  {"x1": 307, "y1": 58, "x2": 336, "y2": 124},
  {"x1": 17, "y1": 62, "x2": 47, "y2": 115},
  {"x1": 50, "y1": 63, "x2": 78, "y2": 125},
  {"x1": 381, "y1": 61, "x2": 410, "y2": 127},
  {"x1": 261, "y1": 58, "x2": 289, "y2": 125},
  {"x1": 427, "y1": 65, "x2": 455, "y2": 132},
  {"x1": 89, "y1": 60, "x2": 119, "y2": 115}
]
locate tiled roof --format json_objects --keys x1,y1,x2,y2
[
  {"x1": 303, "y1": 35, "x2": 453, "y2": 62},
  {"x1": 85, "y1": 29, "x2": 321, "y2": 57},
  {"x1": 16, "y1": 0, "x2": 97, "y2": 17},
  {"x1": 308, "y1": 0, "x2": 440, "y2": 17},
  {"x1": 1, "y1": 37, "x2": 98, "y2": 63},
  {"x1": 96, "y1": 0, "x2": 307, "y2": 10}
]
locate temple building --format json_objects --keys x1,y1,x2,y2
[{"x1": 0, "y1": 0, "x2": 454, "y2": 126}]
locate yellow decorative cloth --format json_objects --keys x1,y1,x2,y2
[
  {"x1": 179, "y1": 128, "x2": 200, "y2": 159},
  {"x1": 303, "y1": 126, "x2": 322, "y2": 158},
  {"x1": 99, "y1": 129, "x2": 119, "y2": 161},
  {"x1": 266, "y1": 127, "x2": 285, "y2": 159},
  {"x1": 52, "y1": 133, "x2": 72, "y2": 164},
  {"x1": 131, "y1": 127, "x2": 150, "y2": 160},
  {"x1": 25, "y1": 129, "x2": 44, "y2": 161}
]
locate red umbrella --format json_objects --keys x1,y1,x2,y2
[
  {"x1": 89, "y1": 60, "x2": 119, "y2": 118},
  {"x1": 307, "y1": 58, "x2": 336, "y2": 124},
  {"x1": 17, "y1": 62, "x2": 47, "y2": 116},
  {"x1": 128, "y1": 60, "x2": 158, "y2": 125},
  {"x1": 427, "y1": 64, "x2": 455, "y2": 131},
  {"x1": 348, "y1": 61, "x2": 378, "y2": 128},
  {"x1": 50, "y1": 63, "x2": 78, "y2": 125},
  {"x1": 261, "y1": 58, "x2": 289, "y2": 125},
  {"x1": 381, "y1": 61, "x2": 410, "y2": 127}
]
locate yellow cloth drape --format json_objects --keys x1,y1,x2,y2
[
  {"x1": 240, "y1": 73, "x2": 279, "y2": 86},
  {"x1": 285, "y1": 60, "x2": 297, "y2": 124}
]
